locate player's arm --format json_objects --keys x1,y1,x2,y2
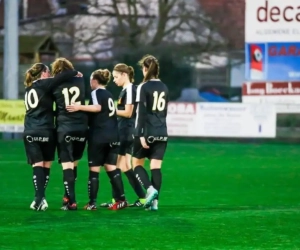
[
  {"x1": 117, "y1": 85, "x2": 135, "y2": 118},
  {"x1": 42, "y1": 70, "x2": 80, "y2": 91},
  {"x1": 136, "y1": 84, "x2": 147, "y2": 137},
  {"x1": 66, "y1": 89, "x2": 101, "y2": 113}
]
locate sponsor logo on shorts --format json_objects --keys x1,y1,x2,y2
[
  {"x1": 147, "y1": 136, "x2": 168, "y2": 143},
  {"x1": 26, "y1": 136, "x2": 49, "y2": 143},
  {"x1": 65, "y1": 136, "x2": 85, "y2": 143},
  {"x1": 110, "y1": 142, "x2": 120, "y2": 147}
]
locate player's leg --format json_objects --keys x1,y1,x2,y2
[
  {"x1": 84, "y1": 139, "x2": 104, "y2": 210},
  {"x1": 132, "y1": 137, "x2": 157, "y2": 207},
  {"x1": 24, "y1": 133, "x2": 47, "y2": 211},
  {"x1": 40, "y1": 130, "x2": 56, "y2": 204},
  {"x1": 146, "y1": 141, "x2": 168, "y2": 211},
  {"x1": 119, "y1": 140, "x2": 146, "y2": 207},
  {"x1": 57, "y1": 132, "x2": 77, "y2": 210},
  {"x1": 104, "y1": 144, "x2": 127, "y2": 210}
]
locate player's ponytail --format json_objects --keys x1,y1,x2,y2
[
  {"x1": 127, "y1": 66, "x2": 134, "y2": 83},
  {"x1": 24, "y1": 63, "x2": 46, "y2": 87},
  {"x1": 113, "y1": 63, "x2": 135, "y2": 83},
  {"x1": 138, "y1": 54, "x2": 159, "y2": 82},
  {"x1": 91, "y1": 69, "x2": 111, "y2": 86}
]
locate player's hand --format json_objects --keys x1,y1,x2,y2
[
  {"x1": 66, "y1": 104, "x2": 80, "y2": 112},
  {"x1": 140, "y1": 137, "x2": 149, "y2": 149},
  {"x1": 76, "y1": 71, "x2": 83, "y2": 77}
]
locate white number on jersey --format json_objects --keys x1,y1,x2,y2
[
  {"x1": 24, "y1": 89, "x2": 39, "y2": 110},
  {"x1": 62, "y1": 87, "x2": 81, "y2": 106},
  {"x1": 108, "y1": 98, "x2": 115, "y2": 116},
  {"x1": 152, "y1": 91, "x2": 166, "y2": 111}
]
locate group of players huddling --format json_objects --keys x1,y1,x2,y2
[{"x1": 23, "y1": 55, "x2": 169, "y2": 212}]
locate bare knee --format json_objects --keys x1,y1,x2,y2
[{"x1": 150, "y1": 159, "x2": 162, "y2": 170}]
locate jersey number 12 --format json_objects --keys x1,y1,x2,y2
[{"x1": 62, "y1": 87, "x2": 80, "y2": 105}]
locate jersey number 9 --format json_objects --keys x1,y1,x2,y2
[
  {"x1": 25, "y1": 89, "x2": 39, "y2": 110},
  {"x1": 152, "y1": 91, "x2": 166, "y2": 111},
  {"x1": 62, "y1": 87, "x2": 81, "y2": 105},
  {"x1": 108, "y1": 98, "x2": 115, "y2": 117}
]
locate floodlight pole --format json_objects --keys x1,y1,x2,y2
[{"x1": 3, "y1": 0, "x2": 19, "y2": 139}]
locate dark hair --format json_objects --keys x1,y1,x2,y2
[
  {"x1": 113, "y1": 63, "x2": 134, "y2": 82},
  {"x1": 138, "y1": 54, "x2": 159, "y2": 82},
  {"x1": 91, "y1": 69, "x2": 111, "y2": 86},
  {"x1": 51, "y1": 57, "x2": 74, "y2": 76},
  {"x1": 24, "y1": 63, "x2": 47, "y2": 87}
]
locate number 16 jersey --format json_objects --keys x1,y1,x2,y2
[
  {"x1": 88, "y1": 87, "x2": 119, "y2": 143},
  {"x1": 52, "y1": 76, "x2": 88, "y2": 132}
]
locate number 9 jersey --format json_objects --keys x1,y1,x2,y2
[
  {"x1": 53, "y1": 76, "x2": 88, "y2": 132},
  {"x1": 88, "y1": 87, "x2": 119, "y2": 143}
]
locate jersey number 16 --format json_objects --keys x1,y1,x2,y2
[{"x1": 152, "y1": 91, "x2": 166, "y2": 111}]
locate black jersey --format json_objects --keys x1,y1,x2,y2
[
  {"x1": 117, "y1": 83, "x2": 137, "y2": 130},
  {"x1": 24, "y1": 70, "x2": 77, "y2": 131},
  {"x1": 135, "y1": 79, "x2": 169, "y2": 137},
  {"x1": 88, "y1": 87, "x2": 119, "y2": 143},
  {"x1": 53, "y1": 74, "x2": 88, "y2": 132}
]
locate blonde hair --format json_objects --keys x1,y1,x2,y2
[
  {"x1": 113, "y1": 63, "x2": 134, "y2": 82},
  {"x1": 51, "y1": 57, "x2": 74, "y2": 76},
  {"x1": 91, "y1": 69, "x2": 111, "y2": 86},
  {"x1": 138, "y1": 54, "x2": 159, "y2": 82},
  {"x1": 24, "y1": 63, "x2": 47, "y2": 87}
]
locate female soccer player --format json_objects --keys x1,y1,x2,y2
[
  {"x1": 100, "y1": 63, "x2": 145, "y2": 208},
  {"x1": 132, "y1": 55, "x2": 169, "y2": 211},
  {"x1": 24, "y1": 63, "x2": 78, "y2": 211},
  {"x1": 66, "y1": 69, "x2": 128, "y2": 210}
]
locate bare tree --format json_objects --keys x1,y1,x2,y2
[
  {"x1": 74, "y1": 0, "x2": 226, "y2": 61},
  {"x1": 17, "y1": 0, "x2": 226, "y2": 63}
]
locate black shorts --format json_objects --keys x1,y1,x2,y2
[
  {"x1": 88, "y1": 138, "x2": 119, "y2": 167},
  {"x1": 119, "y1": 140, "x2": 133, "y2": 156},
  {"x1": 57, "y1": 130, "x2": 87, "y2": 163},
  {"x1": 23, "y1": 130, "x2": 56, "y2": 165},
  {"x1": 132, "y1": 136, "x2": 168, "y2": 160}
]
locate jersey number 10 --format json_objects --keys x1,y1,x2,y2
[
  {"x1": 24, "y1": 89, "x2": 39, "y2": 110},
  {"x1": 62, "y1": 87, "x2": 81, "y2": 105},
  {"x1": 152, "y1": 91, "x2": 166, "y2": 111}
]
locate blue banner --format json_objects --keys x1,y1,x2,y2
[{"x1": 245, "y1": 42, "x2": 300, "y2": 81}]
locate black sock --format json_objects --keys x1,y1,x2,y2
[
  {"x1": 43, "y1": 168, "x2": 50, "y2": 193},
  {"x1": 106, "y1": 170, "x2": 119, "y2": 201},
  {"x1": 125, "y1": 169, "x2": 145, "y2": 199},
  {"x1": 107, "y1": 169, "x2": 125, "y2": 201},
  {"x1": 33, "y1": 166, "x2": 45, "y2": 201},
  {"x1": 151, "y1": 169, "x2": 162, "y2": 200},
  {"x1": 88, "y1": 171, "x2": 99, "y2": 203},
  {"x1": 134, "y1": 166, "x2": 152, "y2": 190},
  {"x1": 64, "y1": 166, "x2": 77, "y2": 198},
  {"x1": 74, "y1": 166, "x2": 77, "y2": 181},
  {"x1": 63, "y1": 169, "x2": 76, "y2": 204}
]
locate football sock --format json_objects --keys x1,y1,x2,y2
[
  {"x1": 125, "y1": 169, "x2": 145, "y2": 199},
  {"x1": 151, "y1": 169, "x2": 162, "y2": 200},
  {"x1": 106, "y1": 170, "x2": 118, "y2": 201},
  {"x1": 33, "y1": 166, "x2": 45, "y2": 201},
  {"x1": 43, "y1": 167, "x2": 50, "y2": 193},
  {"x1": 63, "y1": 169, "x2": 76, "y2": 204},
  {"x1": 88, "y1": 171, "x2": 99, "y2": 204},
  {"x1": 134, "y1": 165, "x2": 152, "y2": 190},
  {"x1": 107, "y1": 169, "x2": 125, "y2": 201}
]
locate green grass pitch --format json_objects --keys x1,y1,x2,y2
[{"x1": 0, "y1": 140, "x2": 300, "y2": 250}]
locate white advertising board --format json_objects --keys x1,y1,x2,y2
[
  {"x1": 242, "y1": 82, "x2": 300, "y2": 113},
  {"x1": 167, "y1": 102, "x2": 276, "y2": 138},
  {"x1": 245, "y1": 0, "x2": 300, "y2": 43}
]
